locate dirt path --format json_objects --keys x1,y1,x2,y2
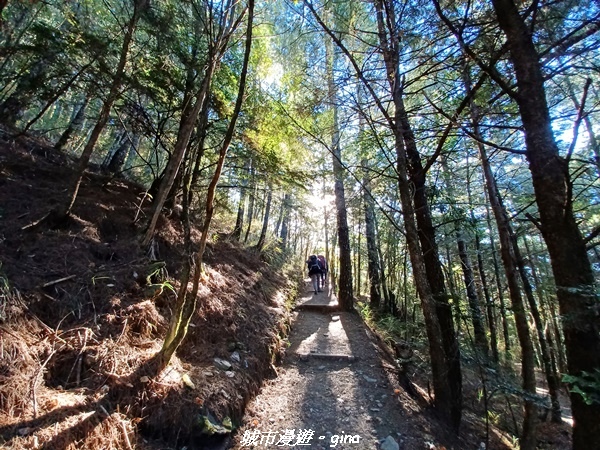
[{"x1": 230, "y1": 280, "x2": 439, "y2": 450}]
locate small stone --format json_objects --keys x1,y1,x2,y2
[
  {"x1": 318, "y1": 365, "x2": 326, "y2": 370},
  {"x1": 140, "y1": 376, "x2": 150, "y2": 383},
  {"x1": 17, "y1": 428, "x2": 31, "y2": 436},
  {"x1": 204, "y1": 371, "x2": 214, "y2": 377},
  {"x1": 331, "y1": 315, "x2": 340, "y2": 321},
  {"x1": 214, "y1": 357, "x2": 232, "y2": 371},
  {"x1": 231, "y1": 351, "x2": 241, "y2": 362},
  {"x1": 269, "y1": 418, "x2": 276, "y2": 424},
  {"x1": 225, "y1": 371, "x2": 235, "y2": 378},
  {"x1": 381, "y1": 435, "x2": 400, "y2": 450},
  {"x1": 370, "y1": 407, "x2": 380, "y2": 412},
  {"x1": 363, "y1": 375, "x2": 377, "y2": 383}
]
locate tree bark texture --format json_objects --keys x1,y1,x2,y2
[
  {"x1": 159, "y1": 0, "x2": 253, "y2": 370},
  {"x1": 491, "y1": 0, "x2": 600, "y2": 446},
  {"x1": 362, "y1": 158, "x2": 382, "y2": 310},
  {"x1": 326, "y1": 38, "x2": 353, "y2": 311},
  {"x1": 375, "y1": 0, "x2": 461, "y2": 429}
]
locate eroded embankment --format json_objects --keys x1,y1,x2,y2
[{"x1": 0, "y1": 137, "x2": 297, "y2": 449}]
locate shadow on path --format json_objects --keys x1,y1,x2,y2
[{"x1": 230, "y1": 279, "x2": 433, "y2": 449}]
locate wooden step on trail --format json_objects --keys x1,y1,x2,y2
[{"x1": 295, "y1": 351, "x2": 357, "y2": 361}]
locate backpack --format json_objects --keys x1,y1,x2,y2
[
  {"x1": 308, "y1": 256, "x2": 321, "y2": 273},
  {"x1": 317, "y1": 255, "x2": 327, "y2": 271}
]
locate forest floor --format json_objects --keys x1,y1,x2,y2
[{"x1": 0, "y1": 129, "x2": 573, "y2": 450}]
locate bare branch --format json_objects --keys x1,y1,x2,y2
[{"x1": 566, "y1": 78, "x2": 592, "y2": 162}]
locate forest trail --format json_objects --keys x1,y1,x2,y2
[{"x1": 230, "y1": 279, "x2": 437, "y2": 450}]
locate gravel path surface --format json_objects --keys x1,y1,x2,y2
[{"x1": 230, "y1": 280, "x2": 437, "y2": 450}]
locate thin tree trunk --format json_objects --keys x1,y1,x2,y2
[
  {"x1": 485, "y1": 197, "x2": 511, "y2": 358},
  {"x1": 243, "y1": 170, "x2": 256, "y2": 244},
  {"x1": 442, "y1": 156, "x2": 489, "y2": 359},
  {"x1": 256, "y1": 184, "x2": 272, "y2": 251},
  {"x1": 479, "y1": 131, "x2": 539, "y2": 450},
  {"x1": 279, "y1": 193, "x2": 291, "y2": 249},
  {"x1": 466, "y1": 153, "x2": 499, "y2": 363},
  {"x1": 187, "y1": 96, "x2": 211, "y2": 206},
  {"x1": 54, "y1": 94, "x2": 90, "y2": 152},
  {"x1": 521, "y1": 234, "x2": 563, "y2": 423},
  {"x1": 362, "y1": 158, "x2": 382, "y2": 310},
  {"x1": 456, "y1": 228, "x2": 490, "y2": 359},
  {"x1": 233, "y1": 159, "x2": 251, "y2": 241},
  {"x1": 159, "y1": 0, "x2": 253, "y2": 370}
]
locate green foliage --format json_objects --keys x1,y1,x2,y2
[{"x1": 563, "y1": 370, "x2": 600, "y2": 405}]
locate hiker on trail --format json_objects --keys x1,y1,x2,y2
[
  {"x1": 307, "y1": 254, "x2": 323, "y2": 295},
  {"x1": 317, "y1": 254, "x2": 327, "y2": 289}
]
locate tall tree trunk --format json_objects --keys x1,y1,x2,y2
[
  {"x1": 524, "y1": 235, "x2": 567, "y2": 376},
  {"x1": 243, "y1": 169, "x2": 256, "y2": 244},
  {"x1": 142, "y1": 58, "x2": 214, "y2": 247},
  {"x1": 491, "y1": 1, "x2": 600, "y2": 446},
  {"x1": 256, "y1": 184, "x2": 272, "y2": 251},
  {"x1": 466, "y1": 153, "x2": 499, "y2": 363},
  {"x1": 442, "y1": 156, "x2": 489, "y2": 359},
  {"x1": 462, "y1": 56, "x2": 538, "y2": 447},
  {"x1": 485, "y1": 197, "x2": 511, "y2": 358},
  {"x1": 233, "y1": 159, "x2": 251, "y2": 241},
  {"x1": 273, "y1": 194, "x2": 284, "y2": 237},
  {"x1": 362, "y1": 158, "x2": 382, "y2": 311},
  {"x1": 326, "y1": 36, "x2": 353, "y2": 311},
  {"x1": 520, "y1": 234, "x2": 563, "y2": 423},
  {"x1": 456, "y1": 228, "x2": 490, "y2": 359},
  {"x1": 142, "y1": 0, "x2": 244, "y2": 246},
  {"x1": 279, "y1": 193, "x2": 291, "y2": 250},
  {"x1": 376, "y1": 1, "x2": 461, "y2": 428},
  {"x1": 187, "y1": 96, "x2": 211, "y2": 206}
]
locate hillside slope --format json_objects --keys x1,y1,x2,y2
[{"x1": 0, "y1": 132, "x2": 294, "y2": 449}]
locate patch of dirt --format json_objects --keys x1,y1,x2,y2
[{"x1": 0, "y1": 132, "x2": 294, "y2": 449}]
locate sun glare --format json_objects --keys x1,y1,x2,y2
[{"x1": 263, "y1": 62, "x2": 283, "y2": 89}]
